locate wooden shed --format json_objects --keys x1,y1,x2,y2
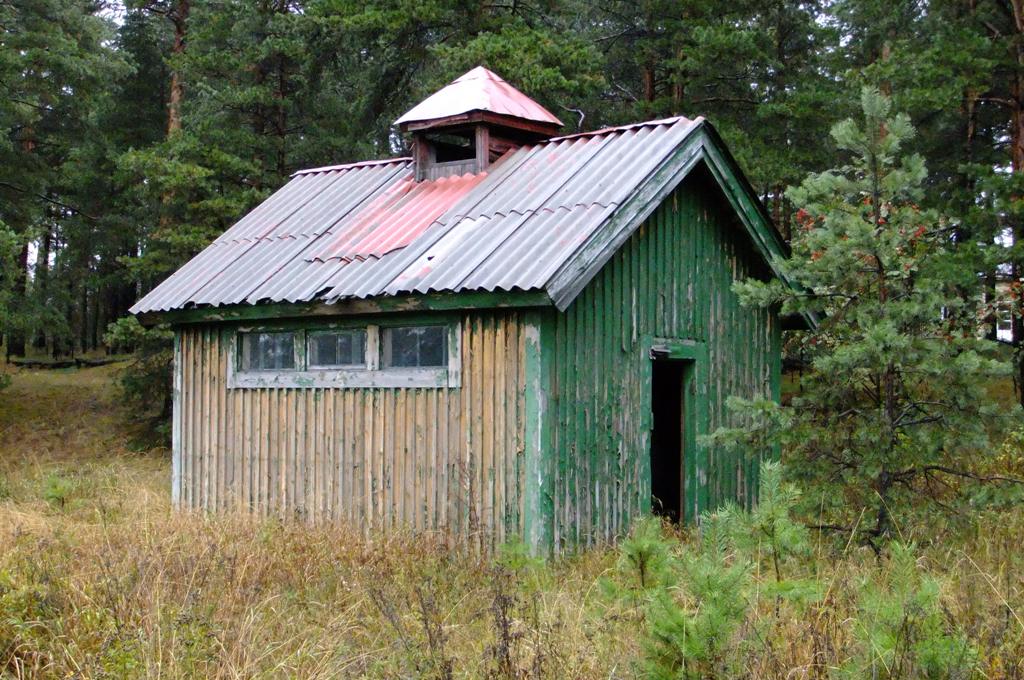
[{"x1": 132, "y1": 67, "x2": 804, "y2": 553}]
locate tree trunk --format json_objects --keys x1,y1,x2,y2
[
  {"x1": 276, "y1": 53, "x2": 287, "y2": 178},
  {"x1": 78, "y1": 284, "x2": 89, "y2": 356},
  {"x1": 879, "y1": 41, "x2": 893, "y2": 96},
  {"x1": 1011, "y1": 90, "x2": 1024, "y2": 404},
  {"x1": 167, "y1": 0, "x2": 189, "y2": 135},
  {"x1": 642, "y1": 64, "x2": 656, "y2": 102},
  {"x1": 7, "y1": 129, "x2": 36, "y2": 360},
  {"x1": 1009, "y1": 0, "x2": 1024, "y2": 406},
  {"x1": 32, "y1": 221, "x2": 52, "y2": 350},
  {"x1": 961, "y1": 88, "x2": 999, "y2": 340},
  {"x1": 6, "y1": 241, "x2": 29, "y2": 359}
]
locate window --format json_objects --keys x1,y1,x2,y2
[
  {"x1": 239, "y1": 331, "x2": 295, "y2": 371},
  {"x1": 230, "y1": 322, "x2": 458, "y2": 389},
  {"x1": 382, "y1": 326, "x2": 447, "y2": 368},
  {"x1": 308, "y1": 329, "x2": 366, "y2": 368}
]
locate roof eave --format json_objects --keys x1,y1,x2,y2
[
  {"x1": 398, "y1": 110, "x2": 562, "y2": 137},
  {"x1": 134, "y1": 289, "x2": 556, "y2": 327}
]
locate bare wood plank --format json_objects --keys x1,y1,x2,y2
[
  {"x1": 492, "y1": 315, "x2": 506, "y2": 544},
  {"x1": 415, "y1": 388, "x2": 427, "y2": 531}
]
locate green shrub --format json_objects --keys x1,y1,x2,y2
[
  {"x1": 843, "y1": 542, "x2": 976, "y2": 679},
  {"x1": 642, "y1": 510, "x2": 752, "y2": 680},
  {"x1": 608, "y1": 460, "x2": 819, "y2": 678},
  {"x1": 42, "y1": 473, "x2": 76, "y2": 510}
]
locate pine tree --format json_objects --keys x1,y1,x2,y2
[
  {"x1": 731, "y1": 88, "x2": 1015, "y2": 547},
  {"x1": 0, "y1": 0, "x2": 124, "y2": 357}
]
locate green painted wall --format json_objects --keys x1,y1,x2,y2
[{"x1": 541, "y1": 165, "x2": 782, "y2": 551}]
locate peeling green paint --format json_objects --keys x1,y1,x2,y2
[
  {"x1": 522, "y1": 310, "x2": 555, "y2": 555},
  {"x1": 542, "y1": 169, "x2": 780, "y2": 550}
]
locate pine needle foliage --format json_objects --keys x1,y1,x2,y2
[
  {"x1": 641, "y1": 510, "x2": 752, "y2": 680},
  {"x1": 608, "y1": 461, "x2": 818, "y2": 678},
  {"x1": 842, "y1": 543, "x2": 977, "y2": 679},
  {"x1": 724, "y1": 88, "x2": 1017, "y2": 548}
]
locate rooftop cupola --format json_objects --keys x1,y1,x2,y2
[{"x1": 395, "y1": 66, "x2": 563, "y2": 181}]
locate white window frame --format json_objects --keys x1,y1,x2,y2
[{"x1": 227, "y1": 320, "x2": 461, "y2": 389}]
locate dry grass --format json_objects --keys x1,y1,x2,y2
[{"x1": 0, "y1": 365, "x2": 1022, "y2": 678}]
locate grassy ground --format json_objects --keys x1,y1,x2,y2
[{"x1": 0, "y1": 365, "x2": 1022, "y2": 678}]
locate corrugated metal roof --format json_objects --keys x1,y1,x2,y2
[
  {"x1": 307, "y1": 172, "x2": 489, "y2": 263},
  {"x1": 395, "y1": 66, "x2": 563, "y2": 128},
  {"x1": 133, "y1": 114, "x2": 793, "y2": 317}
]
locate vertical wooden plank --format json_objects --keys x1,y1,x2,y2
[
  {"x1": 408, "y1": 389, "x2": 418, "y2": 529},
  {"x1": 387, "y1": 390, "x2": 399, "y2": 529},
  {"x1": 439, "y1": 376, "x2": 451, "y2": 534},
  {"x1": 471, "y1": 316, "x2": 485, "y2": 546},
  {"x1": 374, "y1": 390, "x2": 386, "y2": 530},
  {"x1": 171, "y1": 331, "x2": 183, "y2": 507},
  {"x1": 229, "y1": 349, "x2": 241, "y2": 510},
  {"x1": 343, "y1": 390, "x2": 354, "y2": 523},
  {"x1": 262, "y1": 388, "x2": 273, "y2": 516},
  {"x1": 481, "y1": 315, "x2": 495, "y2": 543},
  {"x1": 335, "y1": 388, "x2": 345, "y2": 522},
  {"x1": 215, "y1": 330, "x2": 226, "y2": 511},
  {"x1": 425, "y1": 387, "x2": 437, "y2": 530},
  {"x1": 200, "y1": 328, "x2": 210, "y2": 510},
  {"x1": 522, "y1": 310, "x2": 555, "y2": 555},
  {"x1": 303, "y1": 389, "x2": 314, "y2": 521},
  {"x1": 363, "y1": 390, "x2": 374, "y2": 529},
  {"x1": 415, "y1": 388, "x2": 427, "y2": 531},
  {"x1": 241, "y1": 386, "x2": 252, "y2": 511},
  {"x1": 319, "y1": 389, "x2": 329, "y2": 521},
  {"x1": 513, "y1": 316, "x2": 526, "y2": 537},
  {"x1": 492, "y1": 315, "x2": 507, "y2": 542},
  {"x1": 402, "y1": 389, "x2": 412, "y2": 527},
  {"x1": 552, "y1": 314, "x2": 566, "y2": 549},
  {"x1": 182, "y1": 330, "x2": 190, "y2": 509},
  {"x1": 458, "y1": 319, "x2": 468, "y2": 540},
  {"x1": 190, "y1": 328, "x2": 200, "y2": 510},
  {"x1": 280, "y1": 388, "x2": 289, "y2": 516},
  {"x1": 291, "y1": 388, "x2": 299, "y2": 518}
]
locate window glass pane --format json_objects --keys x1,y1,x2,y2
[
  {"x1": 308, "y1": 329, "x2": 366, "y2": 367},
  {"x1": 383, "y1": 326, "x2": 447, "y2": 368},
  {"x1": 240, "y1": 332, "x2": 295, "y2": 371}
]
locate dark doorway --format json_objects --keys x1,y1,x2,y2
[{"x1": 651, "y1": 359, "x2": 686, "y2": 522}]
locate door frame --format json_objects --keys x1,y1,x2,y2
[{"x1": 642, "y1": 336, "x2": 709, "y2": 524}]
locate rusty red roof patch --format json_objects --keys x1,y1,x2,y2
[{"x1": 306, "y1": 171, "x2": 489, "y2": 263}]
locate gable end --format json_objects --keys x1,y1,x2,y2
[{"x1": 545, "y1": 121, "x2": 815, "y2": 328}]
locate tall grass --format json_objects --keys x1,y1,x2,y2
[{"x1": 0, "y1": 366, "x2": 1021, "y2": 678}]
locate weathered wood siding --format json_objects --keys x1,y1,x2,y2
[
  {"x1": 544, "y1": 168, "x2": 782, "y2": 550},
  {"x1": 172, "y1": 167, "x2": 783, "y2": 553},
  {"x1": 174, "y1": 311, "x2": 527, "y2": 547}
]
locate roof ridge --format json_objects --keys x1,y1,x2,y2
[
  {"x1": 290, "y1": 117, "x2": 696, "y2": 177},
  {"x1": 546, "y1": 115, "x2": 697, "y2": 143},
  {"x1": 292, "y1": 157, "x2": 412, "y2": 177}
]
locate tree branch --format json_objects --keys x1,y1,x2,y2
[
  {"x1": 899, "y1": 464, "x2": 1024, "y2": 485},
  {"x1": 0, "y1": 182, "x2": 97, "y2": 221}
]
